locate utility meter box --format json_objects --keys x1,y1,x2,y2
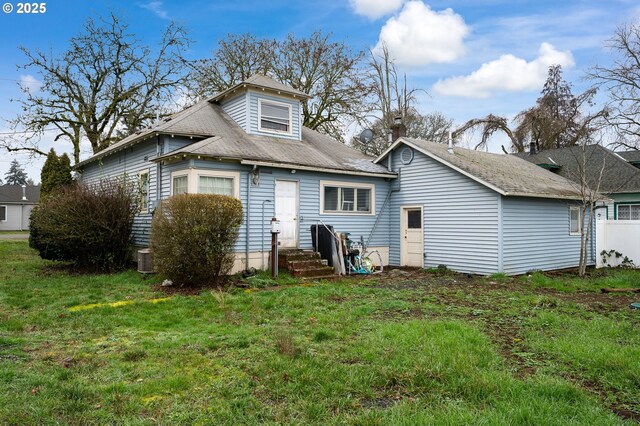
[{"x1": 270, "y1": 219, "x2": 281, "y2": 234}]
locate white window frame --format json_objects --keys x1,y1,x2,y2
[
  {"x1": 569, "y1": 206, "x2": 581, "y2": 236},
  {"x1": 138, "y1": 170, "x2": 150, "y2": 213},
  {"x1": 258, "y1": 98, "x2": 293, "y2": 136},
  {"x1": 170, "y1": 172, "x2": 189, "y2": 196},
  {"x1": 616, "y1": 203, "x2": 640, "y2": 220},
  {"x1": 0, "y1": 205, "x2": 6, "y2": 222},
  {"x1": 170, "y1": 169, "x2": 240, "y2": 198},
  {"x1": 320, "y1": 180, "x2": 375, "y2": 216}
]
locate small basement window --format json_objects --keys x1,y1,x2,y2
[
  {"x1": 321, "y1": 181, "x2": 374, "y2": 214},
  {"x1": 138, "y1": 170, "x2": 150, "y2": 213},
  {"x1": 0, "y1": 205, "x2": 6, "y2": 221},
  {"x1": 569, "y1": 206, "x2": 581, "y2": 235},
  {"x1": 617, "y1": 204, "x2": 640, "y2": 220},
  {"x1": 258, "y1": 99, "x2": 292, "y2": 134}
]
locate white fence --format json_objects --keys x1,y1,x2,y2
[{"x1": 595, "y1": 219, "x2": 640, "y2": 268}]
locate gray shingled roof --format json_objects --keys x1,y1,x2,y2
[
  {"x1": 153, "y1": 104, "x2": 393, "y2": 176},
  {"x1": 515, "y1": 145, "x2": 640, "y2": 194},
  {"x1": 210, "y1": 74, "x2": 310, "y2": 102},
  {"x1": 75, "y1": 100, "x2": 225, "y2": 168},
  {"x1": 619, "y1": 150, "x2": 640, "y2": 164},
  {"x1": 381, "y1": 138, "x2": 586, "y2": 200},
  {"x1": 0, "y1": 185, "x2": 40, "y2": 204}
]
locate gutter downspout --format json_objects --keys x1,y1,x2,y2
[
  {"x1": 261, "y1": 199, "x2": 272, "y2": 269},
  {"x1": 387, "y1": 131, "x2": 393, "y2": 172},
  {"x1": 246, "y1": 165, "x2": 257, "y2": 271}
]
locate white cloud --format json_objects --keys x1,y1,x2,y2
[
  {"x1": 374, "y1": 1, "x2": 469, "y2": 68},
  {"x1": 349, "y1": 0, "x2": 405, "y2": 20},
  {"x1": 140, "y1": 1, "x2": 169, "y2": 20},
  {"x1": 432, "y1": 43, "x2": 575, "y2": 98},
  {"x1": 19, "y1": 75, "x2": 42, "y2": 94}
]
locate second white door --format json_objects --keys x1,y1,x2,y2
[
  {"x1": 275, "y1": 180, "x2": 299, "y2": 248},
  {"x1": 401, "y1": 206, "x2": 424, "y2": 267}
]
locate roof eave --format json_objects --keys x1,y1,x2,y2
[{"x1": 210, "y1": 83, "x2": 311, "y2": 103}]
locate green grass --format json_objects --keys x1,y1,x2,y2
[{"x1": 0, "y1": 239, "x2": 638, "y2": 424}]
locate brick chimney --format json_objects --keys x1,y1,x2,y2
[{"x1": 391, "y1": 116, "x2": 406, "y2": 141}]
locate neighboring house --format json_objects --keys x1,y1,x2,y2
[
  {"x1": 619, "y1": 150, "x2": 640, "y2": 170},
  {"x1": 517, "y1": 145, "x2": 640, "y2": 221},
  {"x1": 76, "y1": 74, "x2": 591, "y2": 275},
  {"x1": 0, "y1": 185, "x2": 40, "y2": 231}
]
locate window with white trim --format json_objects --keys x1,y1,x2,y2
[
  {"x1": 170, "y1": 169, "x2": 240, "y2": 198},
  {"x1": 198, "y1": 176, "x2": 234, "y2": 196},
  {"x1": 258, "y1": 99, "x2": 292, "y2": 134},
  {"x1": 138, "y1": 170, "x2": 150, "y2": 212},
  {"x1": 0, "y1": 205, "x2": 6, "y2": 221},
  {"x1": 617, "y1": 204, "x2": 640, "y2": 220},
  {"x1": 569, "y1": 206, "x2": 581, "y2": 235},
  {"x1": 321, "y1": 181, "x2": 374, "y2": 214},
  {"x1": 172, "y1": 174, "x2": 188, "y2": 195}
]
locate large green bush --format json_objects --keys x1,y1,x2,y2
[
  {"x1": 29, "y1": 180, "x2": 137, "y2": 271},
  {"x1": 150, "y1": 194, "x2": 243, "y2": 286}
]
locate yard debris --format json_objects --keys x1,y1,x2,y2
[
  {"x1": 386, "y1": 269, "x2": 411, "y2": 278},
  {"x1": 600, "y1": 287, "x2": 640, "y2": 293},
  {"x1": 161, "y1": 279, "x2": 174, "y2": 287}
]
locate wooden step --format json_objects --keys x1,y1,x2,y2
[{"x1": 291, "y1": 266, "x2": 336, "y2": 278}]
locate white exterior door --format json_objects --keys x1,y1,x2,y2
[
  {"x1": 275, "y1": 180, "x2": 299, "y2": 248},
  {"x1": 401, "y1": 206, "x2": 424, "y2": 267}
]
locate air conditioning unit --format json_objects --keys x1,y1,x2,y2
[{"x1": 137, "y1": 249, "x2": 154, "y2": 274}]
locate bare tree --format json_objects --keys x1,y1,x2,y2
[
  {"x1": 2, "y1": 13, "x2": 190, "y2": 164},
  {"x1": 588, "y1": 23, "x2": 640, "y2": 150},
  {"x1": 353, "y1": 45, "x2": 447, "y2": 155},
  {"x1": 454, "y1": 66, "x2": 600, "y2": 153},
  {"x1": 186, "y1": 31, "x2": 370, "y2": 141},
  {"x1": 353, "y1": 108, "x2": 452, "y2": 155},
  {"x1": 185, "y1": 33, "x2": 277, "y2": 98}
]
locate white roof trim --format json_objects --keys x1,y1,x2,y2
[
  {"x1": 240, "y1": 160, "x2": 396, "y2": 179},
  {"x1": 376, "y1": 138, "x2": 507, "y2": 196}
]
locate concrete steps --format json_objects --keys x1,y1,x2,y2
[{"x1": 278, "y1": 249, "x2": 335, "y2": 279}]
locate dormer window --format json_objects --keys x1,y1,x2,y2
[{"x1": 258, "y1": 99, "x2": 292, "y2": 135}]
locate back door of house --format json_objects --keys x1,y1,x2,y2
[
  {"x1": 401, "y1": 206, "x2": 424, "y2": 267},
  {"x1": 275, "y1": 180, "x2": 299, "y2": 248}
]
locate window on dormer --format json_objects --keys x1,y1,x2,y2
[{"x1": 258, "y1": 99, "x2": 291, "y2": 134}]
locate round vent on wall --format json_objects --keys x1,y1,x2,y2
[{"x1": 400, "y1": 147, "x2": 414, "y2": 165}]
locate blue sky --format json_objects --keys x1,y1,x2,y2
[{"x1": 0, "y1": 0, "x2": 638, "y2": 181}]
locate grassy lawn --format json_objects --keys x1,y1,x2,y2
[{"x1": 1, "y1": 240, "x2": 639, "y2": 424}]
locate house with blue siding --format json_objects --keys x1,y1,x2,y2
[{"x1": 75, "y1": 74, "x2": 592, "y2": 275}]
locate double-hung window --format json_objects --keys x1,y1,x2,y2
[
  {"x1": 321, "y1": 181, "x2": 374, "y2": 214},
  {"x1": 617, "y1": 204, "x2": 640, "y2": 220},
  {"x1": 138, "y1": 170, "x2": 150, "y2": 213},
  {"x1": 258, "y1": 99, "x2": 292, "y2": 134},
  {"x1": 569, "y1": 206, "x2": 581, "y2": 235},
  {"x1": 198, "y1": 176, "x2": 234, "y2": 196},
  {"x1": 170, "y1": 170, "x2": 239, "y2": 198},
  {"x1": 172, "y1": 174, "x2": 188, "y2": 195}
]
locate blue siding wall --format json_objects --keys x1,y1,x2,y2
[
  {"x1": 79, "y1": 137, "x2": 160, "y2": 246},
  {"x1": 247, "y1": 91, "x2": 302, "y2": 140},
  {"x1": 220, "y1": 94, "x2": 248, "y2": 132},
  {"x1": 158, "y1": 156, "x2": 391, "y2": 255},
  {"x1": 502, "y1": 197, "x2": 595, "y2": 275},
  {"x1": 388, "y1": 147, "x2": 500, "y2": 274}
]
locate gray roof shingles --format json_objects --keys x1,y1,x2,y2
[
  {"x1": 515, "y1": 145, "x2": 640, "y2": 194},
  {"x1": 396, "y1": 138, "x2": 585, "y2": 200},
  {"x1": 0, "y1": 185, "x2": 40, "y2": 204},
  {"x1": 153, "y1": 104, "x2": 393, "y2": 176}
]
